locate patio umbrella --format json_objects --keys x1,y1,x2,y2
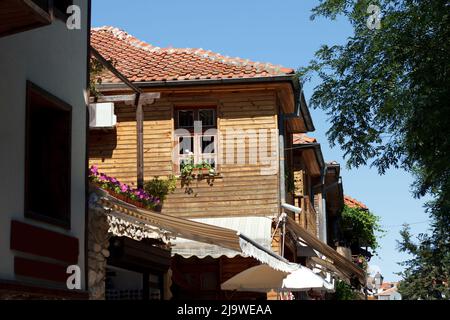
[
  {"x1": 221, "y1": 264, "x2": 289, "y2": 292},
  {"x1": 282, "y1": 268, "x2": 335, "y2": 292},
  {"x1": 221, "y1": 264, "x2": 335, "y2": 293}
]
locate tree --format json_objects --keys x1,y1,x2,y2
[
  {"x1": 396, "y1": 198, "x2": 450, "y2": 300},
  {"x1": 340, "y1": 205, "x2": 384, "y2": 254},
  {"x1": 299, "y1": 0, "x2": 450, "y2": 299}
]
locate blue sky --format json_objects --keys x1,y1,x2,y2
[{"x1": 92, "y1": 0, "x2": 431, "y2": 281}]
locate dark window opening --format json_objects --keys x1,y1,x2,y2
[
  {"x1": 199, "y1": 109, "x2": 215, "y2": 127},
  {"x1": 177, "y1": 110, "x2": 194, "y2": 128},
  {"x1": 25, "y1": 81, "x2": 71, "y2": 228},
  {"x1": 176, "y1": 108, "x2": 216, "y2": 130}
]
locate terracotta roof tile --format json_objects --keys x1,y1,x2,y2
[
  {"x1": 380, "y1": 282, "x2": 398, "y2": 290},
  {"x1": 344, "y1": 195, "x2": 368, "y2": 210},
  {"x1": 376, "y1": 286, "x2": 399, "y2": 296},
  {"x1": 292, "y1": 133, "x2": 317, "y2": 144},
  {"x1": 91, "y1": 26, "x2": 295, "y2": 83}
]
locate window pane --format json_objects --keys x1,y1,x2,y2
[
  {"x1": 200, "y1": 157, "x2": 216, "y2": 168},
  {"x1": 178, "y1": 110, "x2": 194, "y2": 127},
  {"x1": 179, "y1": 136, "x2": 194, "y2": 154},
  {"x1": 199, "y1": 109, "x2": 215, "y2": 127},
  {"x1": 201, "y1": 135, "x2": 215, "y2": 154}
]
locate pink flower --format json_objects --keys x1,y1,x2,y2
[
  {"x1": 120, "y1": 183, "x2": 128, "y2": 193},
  {"x1": 90, "y1": 165, "x2": 99, "y2": 175}
]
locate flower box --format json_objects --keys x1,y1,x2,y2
[
  {"x1": 89, "y1": 165, "x2": 161, "y2": 211},
  {"x1": 193, "y1": 168, "x2": 211, "y2": 176}
]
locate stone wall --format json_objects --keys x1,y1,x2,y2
[{"x1": 87, "y1": 202, "x2": 111, "y2": 300}]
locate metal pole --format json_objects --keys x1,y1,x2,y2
[{"x1": 281, "y1": 215, "x2": 286, "y2": 258}]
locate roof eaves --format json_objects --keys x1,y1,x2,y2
[
  {"x1": 97, "y1": 75, "x2": 297, "y2": 92},
  {"x1": 299, "y1": 89, "x2": 315, "y2": 132},
  {"x1": 293, "y1": 143, "x2": 325, "y2": 170}
]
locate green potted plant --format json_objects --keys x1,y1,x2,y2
[
  {"x1": 144, "y1": 175, "x2": 177, "y2": 211},
  {"x1": 193, "y1": 160, "x2": 215, "y2": 177}
]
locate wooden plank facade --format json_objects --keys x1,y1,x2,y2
[{"x1": 89, "y1": 87, "x2": 283, "y2": 219}]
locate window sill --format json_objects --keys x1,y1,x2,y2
[{"x1": 175, "y1": 173, "x2": 223, "y2": 179}]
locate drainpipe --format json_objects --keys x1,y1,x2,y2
[
  {"x1": 319, "y1": 164, "x2": 329, "y2": 244},
  {"x1": 278, "y1": 112, "x2": 287, "y2": 257}
]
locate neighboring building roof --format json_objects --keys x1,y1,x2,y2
[
  {"x1": 293, "y1": 133, "x2": 317, "y2": 144},
  {"x1": 380, "y1": 281, "x2": 398, "y2": 291},
  {"x1": 91, "y1": 26, "x2": 295, "y2": 83},
  {"x1": 376, "y1": 286, "x2": 399, "y2": 296},
  {"x1": 344, "y1": 195, "x2": 368, "y2": 210}
]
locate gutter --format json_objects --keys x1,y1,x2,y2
[
  {"x1": 98, "y1": 75, "x2": 315, "y2": 132},
  {"x1": 98, "y1": 75, "x2": 297, "y2": 90}
]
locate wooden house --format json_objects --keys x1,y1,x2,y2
[
  {"x1": 0, "y1": 0, "x2": 90, "y2": 299},
  {"x1": 89, "y1": 27, "x2": 365, "y2": 299}
]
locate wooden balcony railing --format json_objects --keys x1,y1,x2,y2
[{"x1": 294, "y1": 196, "x2": 318, "y2": 237}]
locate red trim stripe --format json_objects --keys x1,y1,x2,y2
[
  {"x1": 14, "y1": 257, "x2": 68, "y2": 284},
  {"x1": 10, "y1": 221, "x2": 79, "y2": 264}
]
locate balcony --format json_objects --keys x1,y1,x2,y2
[
  {"x1": 293, "y1": 196, "x2": 318, "y2": 237},
  {"x1": 0, "y1": 0, "x2": 52, "y2": 38}
]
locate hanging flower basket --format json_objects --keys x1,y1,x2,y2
[{"x1": 89, "y1": 165, "x2": 160, "y2": 211}]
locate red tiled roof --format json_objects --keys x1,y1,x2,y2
[
  {"x1": 376, "y1": 286, "x2": 399, "y2": 296},
  {"x1": 344, "y1": 195, "x2": 368, "y2": 210},
  {"x1": 91, "y1": 26, "x2": 295, "y2": 83},
  {"x1": 293, "y1": 133, "x2": 317, "y2": 144},
  {"x1": 380, "y1": 282, "x2": 398, "y2": 290}
]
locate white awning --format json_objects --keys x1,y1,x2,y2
[
  {"x1": 90, "y1": 187, "x2": 298, "y2": 273},
  {"x1": 170, "y1": 216, "x2": 273, "y2": 259},
  {"x1": 286, "y1": 217, "x2": 366, "y2": 284},
  {"x1": 221, "y1": 263, "x2": 335, "y2": 293}
]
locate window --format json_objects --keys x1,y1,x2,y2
[
  {"x1": 25, "y1": 82, "x2": 71, "y2": 228},
  {"x1": 174, "y1": 107, "x2": 217, "y2": 173}
]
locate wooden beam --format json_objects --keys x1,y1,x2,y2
[
  {"x1": 91, "y1": 94, "x2": 136, "y2": 103},
  {"x1": 136, "y1": 97, "x2": 144, "y2": 188},
  {"x1": 135, "y1": 94, "x2": 160, "y2": 188}
]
